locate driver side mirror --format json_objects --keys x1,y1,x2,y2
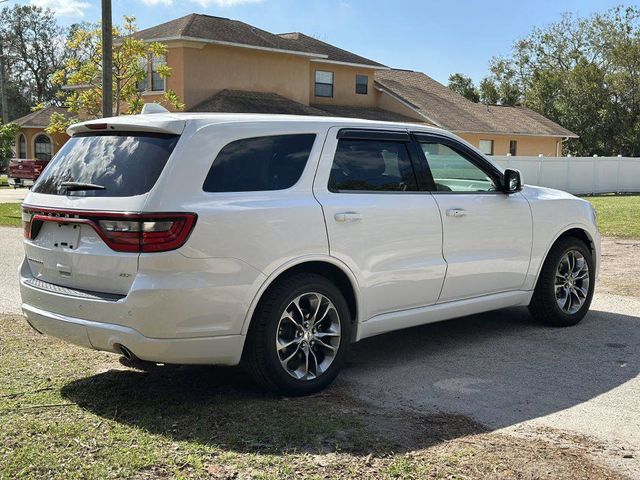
[{"x1": 503, "y1": 168, "x2": 522, "y2": 193}]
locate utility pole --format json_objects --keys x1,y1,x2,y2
[
  {"x1": 101, "y1": 0, "x2": 113, "y2": 118},
  {"x1": 0, "y1": 0, "x2": 8, "y2": 123},
  {"x1": 0, "y1": 41, "x2": 8, "y2": 124}
]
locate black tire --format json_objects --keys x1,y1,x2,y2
[
  {"x1": 529, "y1": 237, "x2": 595, "y2": 327},
  {"x1": 242, "y1": 273, "x2": 352, "y2": 396}
]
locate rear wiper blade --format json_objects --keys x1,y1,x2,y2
[{"x1": 60, "y1": 181, "x2": 106, "y2": 192}]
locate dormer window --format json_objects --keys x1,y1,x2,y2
[{"x1": 315, "y1": 70, "x2": 334, "y2": 98}]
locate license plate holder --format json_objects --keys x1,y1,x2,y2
[{"x1": 51, "y1": 223, "x2": 81, "y2": 250}]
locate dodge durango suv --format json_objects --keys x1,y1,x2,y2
[{"x1": 19, "y1": 110, "x2": 600, "y2": 395}]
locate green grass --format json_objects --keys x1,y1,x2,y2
[
  {"x1": 0, "y1": 203, "x2": 21, "y2": 227},
  {"x1": 0, "y1": 174, "x2": 8, "y2": 187},
  {"x1": 585, "y1": 194, "x2": 640, "y2": 239}
]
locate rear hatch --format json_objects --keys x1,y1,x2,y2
[{"x1": 22, "y1": 119, "x2": 192, "y2": 296}]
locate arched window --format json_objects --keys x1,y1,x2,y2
[
  {"x1": 18, "y1": 134, "x2": 26, "y2": 159},
  {"x1": 34, "y1": 134, "x2": 52, "y2": 161}
]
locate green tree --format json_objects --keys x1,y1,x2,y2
[
  {"x1": 0, "y1": 122, "x2": 19, "y2": 171},
  {"x1": 0, "y1": 5, "x2": 67, "y2": 118},
  {"x1": 479, "y1": 78, "x2": 500, "y2": 105},
  {"x1": 49, "y1": 16, "x2": 184, "y2": 133},
  {"x1": 447, "y1": 73, "x2": 480, "y2": 102},
  {"x1": 473, "y1": 6, "x2": 640, "y2": 155}
]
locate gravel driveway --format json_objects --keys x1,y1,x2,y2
[
  {"x1": 0, "y1": 226, "x2": 22, "y2": 315},
  {"x1": 1, "y1": 225, "x2": 638, "y2": 476}
]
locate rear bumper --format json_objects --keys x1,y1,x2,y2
[{"x1": 22, "y1": 303, "x2": 245, "y2": 365}]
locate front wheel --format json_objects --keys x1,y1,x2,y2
[
  {"x1": 243, "y1": 273, "x2": 352, "y2": 396},
  {"x1": 529, "y1": 237, "x2": 595, "y2": 326}
]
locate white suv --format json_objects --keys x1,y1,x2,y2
[{"x1": 20, "y1": 111, "x2": 600, "y2": 395}]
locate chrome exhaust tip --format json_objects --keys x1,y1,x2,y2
[{"x1": 116, "y1": 344, "x2": 137, "y2": 362}]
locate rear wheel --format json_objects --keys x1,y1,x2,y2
[
  {"x1": 243, "y1": 273, "x2": 351, "y2": 395},
  {"x1": 529, "y1": 237, "x2": 594, "y2": 326}
]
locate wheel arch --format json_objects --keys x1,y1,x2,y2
[
  {"x1": 534, "y1": 225, "x2": 598, "y2": 286},
  {"x1": 241, "y1": 256, "x2": 362, "y2": 341}
]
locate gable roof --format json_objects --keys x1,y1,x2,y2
[
  {"x1": 133, "y1": 14, "x2": 386, "y2": 67},
  {"x1": 133, "y1": 14, "x2": 321, "y2": 57},
  {"x1": 278, "y1": 32, "x2": 386, "y2": 68},
  {"x1": 13, "y1": 106, "x2": 72, "y2": 128},
  {"x1": 133, "y1": 13, "x2": 320, "y2": 56},
  {"x1": 375, "y1": 69, "x2": 578, "y2": 138},
  {"x1": 189, "y1": 89, "x2": 330, "y2": 116}
]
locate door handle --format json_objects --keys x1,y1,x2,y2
[
  {"x1": 445, "y1": 208, "x2": 467, "y2": 218},
  {"x1": 334, "y1": 212, "x2": 363, "y2": 222}
]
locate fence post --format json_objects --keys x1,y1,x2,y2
[
  {"x1": 615, "y1": 155, "x2": 622, "y2": 194},
  {"x1": 536, "y1": 155, "x2": 543, "y2": 185}
]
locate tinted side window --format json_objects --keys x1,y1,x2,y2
[
  {"x1": 419, "y1": 142, "x2": 497, "y2": 192},
  {"x1": 329, "y1": 139, "x2": 417, "y2": 192},
  {"x1": 203, "y1": 134, "x2": 316, "y2": 192}
]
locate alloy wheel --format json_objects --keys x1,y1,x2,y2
[
  {"x1": 554, "y1": 249, "x2": 590, "y2": 314},
  {"x1": 276, "y1": 292, "x2": 341, "y2": 381}
]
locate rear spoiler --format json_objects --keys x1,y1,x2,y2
[{"x1": 67, "y1": 105, "x2": 186, "y2": 136}]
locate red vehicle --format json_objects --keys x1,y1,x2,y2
[{"x1": 8, "y1": 159, "x2": 50, "y2": 188}]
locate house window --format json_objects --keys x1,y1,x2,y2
[
  {"x1": 137, "y1": 55, "x2": 165, "y2": 92},
  {"x1": 315, "y1": 70, "x2": 334, "y2": 98},
  {"x1": 479, "y1": 139, "x2": 494, "y2": 155},
  {"x1": 151, "y1": 55, "x2": 165, "y2": 92},
  {"x1": 509, "y1": 140, "x2": 517, "y2": 156},
  {"x1": 355, "y1": 74, "x2": 368, "y2": 95},
  {"x1": 137, "y1": 57, "x2": 148, "y2": 92},
  {"x1": 34, "y1": 134, "x2": 52, "y2": 161},
  {"x1": 18, "y1": 134, "x2": 26, "y2": 159}
]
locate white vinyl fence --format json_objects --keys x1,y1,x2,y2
[{"x1": 492, "y1": 156, "x2": 640, "y2": 195}]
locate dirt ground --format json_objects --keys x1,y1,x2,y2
[{"x1": 597, "y1": 237, "x2": 640, "y2": 297}]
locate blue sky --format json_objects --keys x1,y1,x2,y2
[{"x1": 20, "y1": 0, "x2": 627, "y2": 84}]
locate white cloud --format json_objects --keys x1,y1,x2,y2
[
  {"x1": 30, "y1": 0, "x2": 91, "y2": 18},
  {"x1": 190, "y1": 0, "x2": 264, "y2": 7},
  {"x1": 140, "y1": 0, "x2": 175, "y2": 5}
]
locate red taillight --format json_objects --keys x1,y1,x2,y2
[
  {"x1": 22, "y1": 206, "x2": 197, "y2": 253},
  {"x1": 97, "y1": 214, "x2": 197, "y2": 252}
]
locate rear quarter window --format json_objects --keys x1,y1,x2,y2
[
  {"x1": 32, "y1": 132, "x2": 180, "y2": 197},
  {"x1": 203, "y1": 134, "x2": 316, "y2": 192}
]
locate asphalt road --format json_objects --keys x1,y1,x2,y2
[{"x1": 1, "y1": 225, "x2": 638, "y2": 475}]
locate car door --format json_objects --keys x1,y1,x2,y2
[
  {"x1": 412, "y1": 133, "x2": 533, "y2": 302},
  {"x1": 313, "y1": 127, "x2": 447, "y2": 321}
]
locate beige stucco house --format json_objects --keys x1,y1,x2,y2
[
  {"x1": 12, "y1": 107, "x2": 72, "y2": 161},
  {"x1": 14, "y1": 13, "x2": 576, "y2": 158}
]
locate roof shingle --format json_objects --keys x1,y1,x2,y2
[
  {"x1": 278, "y1": 32, "x2": 386, "y2": 67},
  {"x1": 311, "y1": 104, "x2": 422, "y2": 123},
  {"x1": 375, "y1": 69, "x2": 577, "y2": 137},
  {"x1": 133, "y1": 14, "x2": 317, "y2": 55},
  {"x1": 133, "y1": 14, "x2": 386, "y2": 67},
  {"x1": 189, "y1": 89, "x2": 330, "y2": 116},
  {"x1": 13, "y1": 106, "x2": 72, "y2": 128}
]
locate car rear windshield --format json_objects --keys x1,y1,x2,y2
[{"x1": 31, "y1": 132, "x2": 180, "y2": 197}]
